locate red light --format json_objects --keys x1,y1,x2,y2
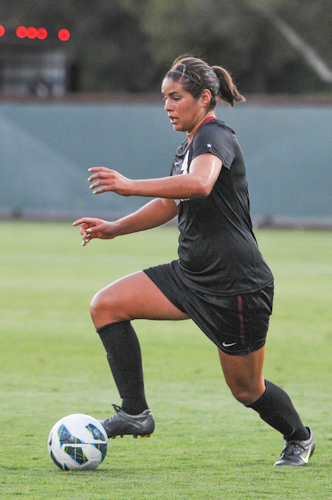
[
  {"x1": 27, "y1": 27, "x2": 37, "y2": 39},
  {"x1": 58, "y1": 29, "x2": 70, "y2": 41},
  {"x1": 37, "y1": 27, "x2": 47, "y2": 40},
  {"x1": 16, "y1": 26, "x2": 27, "y2": 38},
  {"x1": 0, "y1": 25, "x2": 5, "y2": 37}
]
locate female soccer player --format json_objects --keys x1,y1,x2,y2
[{"x1": 73, "y1": 56, "x2": 315, "y2": 466}]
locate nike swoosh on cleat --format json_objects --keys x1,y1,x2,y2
[
  {"x1": 300, "y1": 445, "x2": 312, "y2": 464},
  {"x1": 127, "y1": 422, "x2": 141, "y2": 429},
  {"x1": 222, "y1": 342, "x2": 237, "y2": 348}
]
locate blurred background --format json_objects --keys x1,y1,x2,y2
[{"x1": 0, "y1": 0, "x2": 332, "y2": 226}]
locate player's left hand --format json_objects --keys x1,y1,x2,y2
[{"x1": 88, "y1": 167, "x2": 133, "y2": 196}]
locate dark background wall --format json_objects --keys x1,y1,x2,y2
[{"x1": 1, "y1": 99, "x2": 331, "y2": 226}]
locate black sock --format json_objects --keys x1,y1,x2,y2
[
  {"x1": 248, "y1": 380, "x2": 310, "y2": 441},
  {"x1": 97, "y1": 321, "x2": 149, "y2": 415}
]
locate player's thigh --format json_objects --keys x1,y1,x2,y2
[{"x1": 91, "y1": 270, "x2": 190, "y2": 323}]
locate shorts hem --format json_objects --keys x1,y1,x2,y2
[{"x1": 218, "y1": 339, "x2": 266, "y2": 356}]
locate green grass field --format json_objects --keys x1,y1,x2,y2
[{"x1": 1, "y1": 221, "x2": 332, "y2": 499}]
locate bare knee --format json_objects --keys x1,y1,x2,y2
[
  {"x1": 229, "y1": 386, "x2": 255, "y2": 406},
  {"x1": 90, "y1": 287, "x2": 124, "y2": 328},
  {"x1": 226, "y1": 381, "x2": 265, "y2": 406}
]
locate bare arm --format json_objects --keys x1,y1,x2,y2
[
  {"x1": 88, "y1": 153, "x2": 222, "y2": 199},
  {"x1": 74, "y1": 153, "x2": 222, "y2": 246},
  {"x1": 73, "y1": 197, "x2": 178, "y2": 246}
]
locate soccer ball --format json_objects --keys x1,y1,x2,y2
[{"x1": 48, "y1": 413, "x2": 108, "y2": 471}]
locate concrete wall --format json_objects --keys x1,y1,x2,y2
[{"x1": 0, "y1": 99, "x2": 331, "y2": 226}]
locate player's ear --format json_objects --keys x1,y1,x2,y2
[{"x1": 201, "y1": 88, "x2": 212, "y2": 109}]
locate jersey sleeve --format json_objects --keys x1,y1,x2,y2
[{"x1": 191, "y1": 122, "x2": 236, "y2": 170}]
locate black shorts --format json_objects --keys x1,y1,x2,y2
[{"x1": 144, "y1": 262, "x2": 274, "y2": 356}]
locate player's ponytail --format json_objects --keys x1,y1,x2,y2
[{"x1": 212, "y1": 66, "x2": 245, "y2": 108}]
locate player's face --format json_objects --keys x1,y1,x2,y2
[{"x1": 162, "y1": 77, "x2": 208, "y2": 137}]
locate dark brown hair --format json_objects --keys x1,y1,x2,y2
[{"x1": 165, "y1": 56, "x2": 245, "y2": 109}]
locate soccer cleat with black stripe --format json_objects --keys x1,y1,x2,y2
[
  {"x1": 100, "y1": 404, "x2": 155, "y2": 439},
  {"x1": 274, "y1": 427, "x2": 315, "y2": 466}
]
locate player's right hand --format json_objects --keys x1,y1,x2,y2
[{"x1": 72, "y1": 218, "x2": 117, "y2": 246}]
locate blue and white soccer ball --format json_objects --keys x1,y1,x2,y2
[{"x1": 48, "y1": 413, "x2": 108, "y2": 471}]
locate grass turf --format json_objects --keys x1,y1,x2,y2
[{"x1": 0, "y1": 221, "x2": 332, "y2": 499}]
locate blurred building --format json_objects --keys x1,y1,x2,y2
[{"x1": 0, "y1": 28, "x2": 78, "y2": 96}]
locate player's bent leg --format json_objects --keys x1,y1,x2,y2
[
  {"x1": 218, "y1": 347, "x2": 314, "y2": 465},
  {"x1": 92, "y1": 271, "x2": 189, "y2": 439},
  {"x1": 90, "y1": 270, "x2": 189, "y2": 329}
]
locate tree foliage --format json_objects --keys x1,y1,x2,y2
[{"x1": 1, "y1": 0, "x2": 332, "y2": 94}]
